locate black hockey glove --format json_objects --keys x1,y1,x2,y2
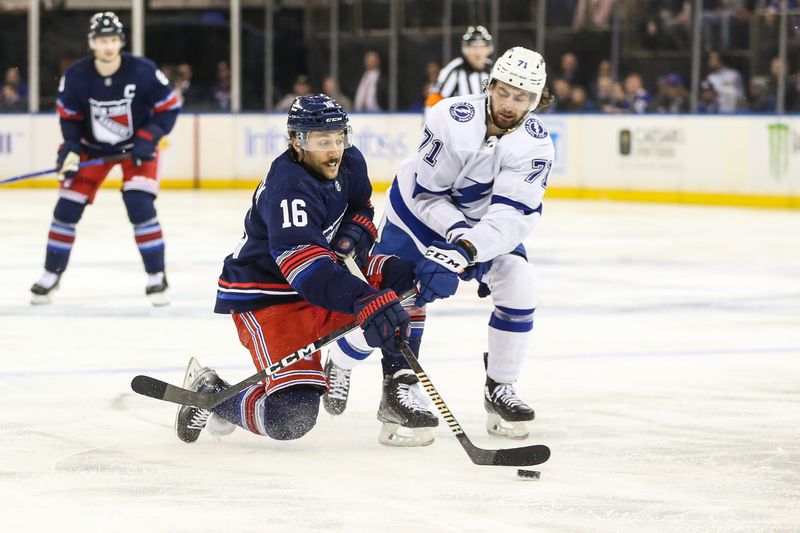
[
  {"x1": 56, "y1": 141, "x2": 82, "y2": 182},
  {"x1": 131, "y1": 123, "x2": 164, "y2": 166},
  {"x1": 333, "y1": 214, "x2": 378, "y2": 268},
  {"x1": 354, "y1": 289, "x2": 410, "y2": 352}
]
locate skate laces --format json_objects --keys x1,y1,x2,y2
[
  {"x1": 188, "y1": 408, "x2": 211, "y2": 430},
  {"x1": 491, "y1": 383, "x2": 525, "y2": 409},
  {"x1": 327, "y1": 364, "x2": 351, "y2": 400},
  {"x1": 395, "y1": 381, "x2": 429, "y2": 412}
]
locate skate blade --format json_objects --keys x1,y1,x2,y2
[
  {"x1": 378, "y1": 423, "x2": 434, "y2": 447},
  {"x1": 207, "y1": 413, "x2": 236, "y2": 441},
  {"x1": 181, "y1": 357, "x2": 202, "y2": 388},
  {"x1": 148, "y1": 291, "x2": 170, "y2": 307},
  {"x1": 175, "y1": 357, "x2": 203, "y2": 437},
  {"x1": 486, "y1": 413, "x2": 530, "y2": 440},
  {"x1": 30, "y1": 294, "x2": 53, "y2": 305}
]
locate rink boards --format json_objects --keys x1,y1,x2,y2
[{"x1": 1, "y1": 112, "x2": 798, "y2": 207}]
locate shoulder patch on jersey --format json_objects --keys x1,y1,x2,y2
[
  {"x1": 524, "y1": 117, "x2": 548, "y2": 139},
  {"x1": 155, "y1": 69, "x2": 169, "y2": 86},
  {"x1": 449, "y1": 102, "x2": 476, "y2": 123}
]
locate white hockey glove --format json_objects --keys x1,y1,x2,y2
[{"x1": 56, "y1": 151, "x2": 80, "y2": 182}]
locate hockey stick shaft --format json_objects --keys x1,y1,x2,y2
[
  {"x1": 343, "y1": 255, "x2": 550, "y2": 467},
  {"x1": 0, "y1": 153, "x2": 130, "y2": 185},
  {"x1": 131, "y1": 287, "x2": 418, "y2": 409}
]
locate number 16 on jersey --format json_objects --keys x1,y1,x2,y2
[{"x1": 280, "y1": 199, "x2": 308, "y2": 228}]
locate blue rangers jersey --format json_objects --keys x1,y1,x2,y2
[
  {"x1": 215, "y1": 147, "x2": 377, "y2": 315},
  {"x1": 56, "y1": 52, "x2": 181, "y2": 154}
]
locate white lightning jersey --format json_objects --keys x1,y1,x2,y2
[{"x1": 383, "y1": 93, "x2": 554, "y2": 262}]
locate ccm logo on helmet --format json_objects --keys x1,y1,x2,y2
[{"x1": 325, "y1": 117, "x2": 343, "y2": 123}]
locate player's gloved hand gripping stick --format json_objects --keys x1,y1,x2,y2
[
  {"x1": 0, "y1": 153, "x2": 131, "y2": 186},
  {"x1": 342, "y1": 255, "x2": 550, "y2": 467}
]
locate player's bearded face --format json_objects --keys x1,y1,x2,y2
[
  {"x1": 295, "y1": 131, "x2": 346, "y2": 180},
  {"x1": 90, "y1": 36, "x2": 123, "y2": 63},
  {"x1": 489, "y1": 81, "x2": 535, "y2": 129}
]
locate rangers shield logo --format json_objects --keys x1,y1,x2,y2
[{"x1": 89, "y1": 98, "x2": 134, "y2": 144}]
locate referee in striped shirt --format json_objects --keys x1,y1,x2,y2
[{"x1": 425, "y1": 25, "x2": 494, "y2": 111}]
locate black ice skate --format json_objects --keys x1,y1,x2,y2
[
  {"x1": 175, "y1": 357, "x2": 235, "y2": 443},
  {"x1": 322, "y1": 357, "x2": 352, "y2": 416},
  {"x1": 484, "y1": 375, "x2": 535, "y2": 440},
  {"x1": 146, "y1": 271, "x2": 169, "y2": 307},
  {"x1": 377, "y1": 369, "x2": 439, "y2": 447},
  {"x1": 30, "y1": 271, "x2": 61, "y2": 305}
]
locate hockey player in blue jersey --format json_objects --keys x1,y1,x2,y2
[
  {"x1": 30, "y1": 12, "x2": 181, "y2": 306},
  {"x1": 173, "y1": 95, "x2": 459, "y2": 444},
  {"x1": 323, "y1": 47, "x2": 556, "y2": 445}
]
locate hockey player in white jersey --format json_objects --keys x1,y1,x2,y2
[{"x1": 323, "y1": 46, "x2": 554, "y2": 445}]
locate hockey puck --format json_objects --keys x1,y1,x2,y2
[{"x1": 517, "y1": 469, "x2": 540, "y2": 479}]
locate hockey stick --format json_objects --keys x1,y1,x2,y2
[
  {"x1": 130, "y1": 288, "x2": 418, "y2": 409},
  {"x1": 0, "y1": 153, "x2": 131, "y2": 185},
  {"x1": 343, "y1": 255, "x2": 550, "y2": 467}
]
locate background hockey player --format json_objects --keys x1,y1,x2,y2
[
  {"x1": 30, "y1": 12, "x2": 181, "y2": 306},
  {"x1": 424, "y1": 25, "x2": 494, "y2": 112},
  {"x1": 174, "y1": 95, "x2": 458, "y2": 444},
  {"x1": 324, "y1": 46, "x2": 555, "y2": 443}
]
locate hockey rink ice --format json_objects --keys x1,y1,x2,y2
[{"x1": 1, "y1": 189, "x2": 798, "y2": 532}]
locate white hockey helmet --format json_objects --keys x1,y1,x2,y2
[{"x1": 489, "y1": 46, "x2": 547, "y2": 108}]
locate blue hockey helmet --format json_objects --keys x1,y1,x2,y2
[
  {"x1": 88, "y1": 11, "x2": 125, "y2": 41},
  {"x1": 287, "y1": 94, "x2": 352, "y2": 150}
]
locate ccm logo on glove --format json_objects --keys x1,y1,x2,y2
[{"x1": 423, "y1": 247, "x2": 469, "y2": 273}]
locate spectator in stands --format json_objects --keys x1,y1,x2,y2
[
  {"x1": 322, "y1": 76, "x2": 353, "y2": 111},
  {"x1": 590, "y1": 60, "x2": 611, "y2": 99},
  {"x1": 0, "y1": 83, "x2": 25, "y2": 111},
  {"x1": 548, "y1": 0, "x2": 579, "y2": 26},
  {"x1": 702, "y1": 0, "x2": 752, "y2": 51},
  {"x1": 550, "y1": 78, "x2": 573, "y2": 112},
  {"x1": 769, "y1": 56, "x2": 797, "y2": 110},
  {"x1": 568, "y1": 86, "x2": 595, "y2": 111},
  {"x1": 792, "y1": 73, "x2": 800, "y2": 112},
  {"x1": 175, "y1": 63, "x2": 207, "y2": 110},
  {"x1": 275, "y1": 74, "x2": 313, "y2": 111},
  {"x1": 354, "y1": 50, "x2": 386, "y2": 111},
  {"x1": 621, "y1": 73, "x2": 652, "y2": 113},
  {"x1": 747, "y1": 75, "x2": 776, "y2": 112},
  {"x1": 421, "y1": 61, "x2": 440, "y2": 100},
  {"x1": 643, "y1": 0, "x2": 691, "y2": 49},
  {"x1": 705, "y1": 51, "x2": 744, "y2": 112},
  {"x1": 594, "y1": 75, "x2": 623, "y2": 112},
  {"x1": 212, "y1": 61, "x2": 232, "y2": 111},
  {"x1": 559, "y1": 52, "x2": 584, "y2": 86},
  {"x1": 4, "y1": 67, "x2": 27, "y2": 99},
  {"x1": 655, "y1": 73, "x2": 690, "y2": 113},
  {"x1": 697, "y1": 80, "x2": 720, "y2": 113},
  {"x1": 572, "y1": 0, "x2": 617, "y2": 31}
]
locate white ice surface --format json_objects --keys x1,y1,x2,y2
[{"x1": 1, "y1": 190, "x2": 799, "y2": 532}]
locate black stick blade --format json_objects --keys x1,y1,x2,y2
[
  {"x1": 131, "y1": 375, "x2": 167, "y2": 400},
  {"x1": 492, "y1": 444, "x2": 550, "y2": 467}
]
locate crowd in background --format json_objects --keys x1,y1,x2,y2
[{"x1": 1, "y1": 0, "x2": 799, "y2": 114}]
